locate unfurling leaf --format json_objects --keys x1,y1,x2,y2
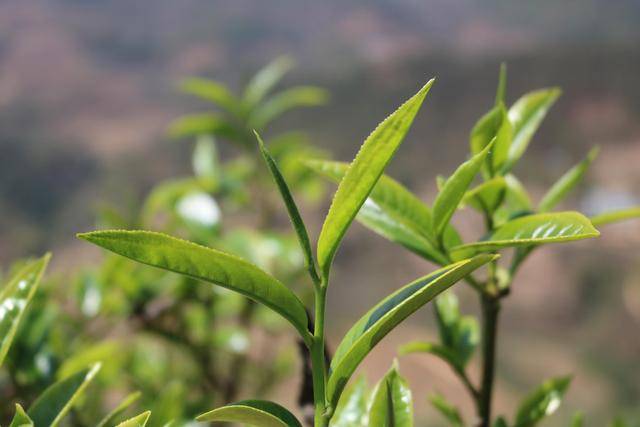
[
  {"x1": 197, "y1": 400, "x2": 302, "y2": 427},
  {"x1": 97, "y1": 391, "x2": 143, "y2": 427},
  {"x1": 115, "y1": 411, "x2": 151, "y2": 427},
  {"x1": 368, "y1": 363, "x2": 413, "y2": 427},
  {"x1": 317, "y1": 80, "x2": 434, "y2": 281},
  {"x1": 514, "y1": 376, "x2": 571, "y2": 427}
]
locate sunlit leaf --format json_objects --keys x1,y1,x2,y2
[
  {"x1": 9, "y1": 404, "x2": 34, "y2": 427},
  {"x1": 244, "y1": 56, "x2": 295, "y2": 106},
  {"x1": 97, "y1": 391, "x2": 142, "y2": 427},
  {"x1": 28, "y1": 363, "x2": 102, "y2": 427},
  {"x1": 251, "y1": 86, "x2": 329, "y2": 129},
  {"x1": 78, "y1": 230, "x2": 312, "y2": 345},
  {"x1": 0, "y1": 254, "x2": 50, "y2": 367},
  {"x1": 368, "y1": 363, "x2": 413, "y2": 427},
  {"x1": 452, "y1": 211, "x2": 599, "y2": 253},
  {"x1": 115, "y1": 411, "x2": 151, "y2": 427},
  {"x1": 590, "y1": 207, "x2": 640, "y2": 227},
  {"x1": 197, "y1": 400, "x2": 303, "y2": 426},
  {"x1": 327, "y1": 254, "x2": 496, "y2": 408},
  {"x1": 179, "y1": 77, "x2": 241, "y2": 115},
  {"x1": 331, "y1": 377, "x2": 368, "y2": 427},
  {"x1": 429, "y1": 393, "x2": 463, "y2": 427},
  {"x1": 502, "y1": 88, "x2": 561, "y2": 173},
  {"x1": 514, "y1": 376, "x2": 571, "y2": 427},
  {"x1": 317, "y1": 80, "x2": 434, "y2": 281},
  {"x1": 538, "y1": 147, "x2": 599, "y2": 212}
]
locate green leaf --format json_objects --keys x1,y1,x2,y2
[
  {"x1": 432, "y1": 141, "x2": 494, "y2": 237},
  {"x1": 256, "y1": 132, "x2": 319, "y2": 284},
  {"x1": 197, "y1": 400, "x2": 303, "y2": 427},
  {"x1": 244, "y1": 56, "x2": 295, "y2": 106},
  {"x1": 317, "y1": 80, "x2": 434, "y2": 281},
  {"x1": 331, "y1": 377, "x2": 368, "y2": 427},
  {"x1": 115, "y1": 411, "x2": 151, "y2": 427},
  {"x1": 502, "y1": 88, "x2": 561, "y2": 173},
  {"x1": 495, "y1": 62, "x2": 507, "y2": 106},
  {"x1": 179, "y1": 77, "x2": 241, "y2": 115},
  {"x1": 493, "y1": 174, "x2": 533, "y2": 227},
  {"x1": 452, "y1": 211, "x2": 599, "y2": 253},
  {"x1": 168, "y1": 113, "x2": 241, "y2": 141},
  {"x1": 9, "y1": 404, "x2": 34, "y2": 427},
  {"x1": 398, "y1": 341, "x2": 460, "y2": 369},
  {"x1": 0, "y1": 254, "x2": 50, "y2": 367},
  {"x1": 538, "y1": 147, "x2": 599, "y2": 212},
  {"x1": 470, "y1": 105, "x2": 512, "y2": 175},
  {"x1": 251, "y1": 86, "x2": 329, "y2": 129},
  {"x1": 327, "y1": 254, "x2": 496, "y2": 408},
  {"x1": 570, "y1": 412, "x2": 584, "y2": 427},
  {"x1": 494, "y1": 416, "x2": 509, "y2": 427},
  {"x1": 590, "y1": 207, "x2": 640, "y2": 227},
  {"x1": 28, "y1": 363, "x2": 102, "y2": 427},
  {"x1": 429, "y1": 393, "x2": 464, "y2": 427},
  {"x1": 514, "y1": 376, "x2": 571, "y2": 427},
  {"x1": 463, "y1": 177, "x2": 506, "y2": 214},
  {"x1": 77, "y1": 230, "x2": 312, "y2": 345},
  {"x1": 192, "y1": 136, "x2": 220, "y2": 180},
  {"x1": 608, "y1": 417, "x2": 629, "y2": 427},
  {"x1": 368, "y1": 363, "x2": 413, "y2": 427},
  {"x1": 97, "y1": 391, "x2": 143, "y2": 427},
  {"x1": 433, "y1": 292, "x2": 478, "y2": 366}
]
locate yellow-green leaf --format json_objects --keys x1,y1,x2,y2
[
  {"x1": 251, "y1": 86, "x2": 329, "y2": 128},
  {"x1": 197, "y1": 400, "x2": 302, "y2": 427},
  {"x1": 590, "y1": 207, "x2": 640, "y2": 227},
  {"x1": 9, "y1": 404, "x2": 34, "y2": 427},
  {"x1": 515, "y1": 376, "x2": 571, "y2": 427},
  {"x1": 368, "y1": 363, "x2": 413, "y2": 427},
  {"x1": 429, "y1": 393, "x2": 464, "y2": 427},
  {"x1": 179, "y1": 77, "x2": 241, "y2": 115},
  {"x1": 115, "y1": 411, "x2": 151, "y2": 427},
  {"x1": 97, "y1": 391, "x2": 142, "y2": 427}
]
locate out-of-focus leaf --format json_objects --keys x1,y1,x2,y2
[
  {"x1": 115, "y1": 411, "x2": 151, "y2": 427},
  {"x1": 78, "y1": 230, "x2": 312, "y2": 345},
  {"x1": 331, "y1": 377, "x2": 368, "y2": 427},
  {"x1": 453, "y1": 211, "x2": 599, "y2": 253},
  {"x1": 570, "y1": 412, "x2": 584, "y2": 427},
  {"x1": 502, "y1": 88, "x2": 561, "y2": 173},
  {"x1": 432, "y1": 141, "x2": 494, "y2": 237},
  {"x1": 28, "y1": 363, "x2": 102, "y2": 427},
  {"x1": 327, "y1": 254, "x2": 496, "y2": 408},
  {"x1": 494, "y1": 416, "x2": 509, "y2": 427},
  {"x1": 514, "y1": 376, "x2": 571, "y2": 427},
  {"x1": 495, "y1": 63, "x2": 507, "y2": 106},
  {"x1": 244, "y1": 56, "x2": 295, "y2": 106},
  {"x1": 608, "y1": 417, "x2": 629, "y2": 427},
  {"x1": 168, "y1": 113, "x2": 241, "y2": 141},
  {"x1": 398, "y1": 341, "x2": 459, "y2": 368},
  {"x1": 192, "y1": 136, "x2": 220, "y2": 180},
  {"x1": 368, "y1": 363, "x2": 413, "y2": 427},
  {"x1": 257, "y1": 132, "x2": 319, "y2": 284},
  {"x1": 493, "y1": 174, "x2": 533, "y2": 226},
  {"x1": 251, "y1": 86, "x2": 329, "y2": 129},
  {"x1": 9, "y1": 404, "x2": 34, "y2": 427},
  {"x1": 0, "y1": 254, "x2": 50, "y2": 367},
  {"x1": 463, "y1": 177, "x2": 506, "y2": 214},
  {"x1": 57, "y1": 341, "x2": 120, "y2": 379},
  {"x1": 470, "y1": 105, "x2": 512, "y2": 175},
  {"x1": 538, "y1": 147, "x2": 599, "y2": 212},
  {"x1": 590, "y1": 207, "x2": 640, "y2": 227},
  {"x1": 179, "y1": 77, "x2": 241, "y2": 115},
  {"x1": 97, "y1": 391, "x2": 142, "y2": 427},
  {"x1": 197, "y1": 400, "x2": 303, "y2": 426},
  {"x1": 429, "y1": 393, "x2": 464, "y2": 427},
  {"x1": 316, "y1": 80, "x2": 434, "y2": 281}
]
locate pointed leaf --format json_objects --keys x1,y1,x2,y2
[
  {"x1": 115, "y1": 411, "x2": 151, "y2": 427},
  {"x1": 317, "y1": 80, "x2": 434, "y2": 280},
  {"x1": 197, "y1": 400, "x2": 303, "y2": 427},
  {"x1": 470, "y1": 105, "x2": 512, "y2": 175},
  {"x1": 327, "y1": 254, "x2": 496, "y2": 408},
  {"x1": 452, "y1": 212, "x2": 599, "y2": 253},
  {"x1": 432, "y1": 141, "x2": 494, "y2": 236},
  {"x1": 331, "y1": 377, "x2": 369, "y2": 427},
  {"x1": 539, "y1": 147, "x2": 599, "y2": 212},
  {"x1": 179, "y1": 77, "x2": 241, "y2": 115},
  {"x1": 463, "y1": 177, "x2": 506, "y2": 214},
  {"x1": 494, "y1": 416, "x2": 509, "y2": 427},
  {"x1": 590, "y1": 207, "x2": 640, "y2": 227},
  {"x1": 28, "y1": 363, "x2": 102, "y2": 427},
  {"x1": 97, "y1": 391, "x2": 143, "y2": 427},
  {"x1": 257, "y1": 133, "x2": 319, "y2": 284},
  {"x1": 368, "y1": 363, "x2": 413, "y2": 427},
  {"x1": 503, "y1": 88, "x2": 561, "y2": 173},
  {"x1": 244, "y1": 56, "x2": 295, "y2": 106},
  {"x1": 495, "y1": 63, "x2": 507, "y2": 106},
  {"x1": 168, "y1": 113, "x2": 241, "y2": 141},
  {"x1": 251, "y1": 86, "x2": 329, "y2": 128},
  {"x1": 0, "y1": 254, "x2": 50, "y2": 367},
  {"x1": 398, "y1": 341, "x2": 460, "y2": 369},
  {"x1": 429, "y1": 393, "x2": 464, "y2": 427},
  {"x1": 514, "y1": 376, "x2": 571, "y2": 427},
  {"x1": 9, "y1": 404, "x2": 34, "y2": 427},
  {"x1": 77, "y1": 230, "x2": 311, "y2": 345}
]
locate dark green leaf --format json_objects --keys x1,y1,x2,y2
[
  {"x1": 244, "y1": 56, "x2": 295, "y2": 106},
  {"x1": 28, "y1": 363, "x2": 102, "y2": 427},
  {"x1": 77, "y1": 230, "x2": 312, "y2": 345},
  {"x1": 368, "y1": 363, "x2": 413, "y2": 427},
  {"x1": 9, "y1": 404, "x2": 34, "y2": 427},
  {"x1": 115, "y1": 411, "x2": 151, "y2": 427},
  {"x1": 251, "y1": 86, "x2": 329, "y2": 129},
  {"x1": 97, "y1": 391, "x2": 142, "y2": 427},
  {"x1": 429, "y1": 393, "x2": 464, "y2": 427},
  {"x1": 331, "y1": 377, "x2": 368, "y2": 427},
  {"x1": 197, "y1": 400, "x2": 303, "y2": 427},
  {"x1": 327, "y1": 254, "x2": 496, "y2": 408},
  {"x1": 514, "y1": 376, "x2": 571, "y2": 427},
  {"x1": 494, "y1": 416, "x2": 509, "y2": 427},
  {"x1": 317, "y1": 80, "x2": 434, "y2": 281},
  {"x1": 590, "y1": 207, "x2": 640, "y2": 227},
  {"x1": 538, "y1": 147, "x2": 599, "y2": 212},
  {"x1": 0, "y1": 254, "x2": 50, "y2": 367}
]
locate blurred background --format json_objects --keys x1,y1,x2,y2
[{"x1": 1, "y1": 0, "x2": 640, "y2": 425}]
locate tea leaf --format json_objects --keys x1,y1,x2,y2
[
  {"x1": 327, "y1": 254, "x2": 496, "y2": 408},
  {"x1": 470, "y1": 104, "x2": 512, "y2": 175},
  {"x1": 514, "y1": 376, "x2": 571, "y2": 427},
  {"x1": 97, "y1": 391, "x2": 143, "y2": 427},
  {"x1": 78, "y1": 230, "x2": 311, "y2": 345},
  {"x1": 179, "y1": 77, "x2": 241, "y2": 115},
  {"x1": 28, "y1": 363, "x2": 102, "y2": 427},
  {"x1": 168, "y1": 113, "x2": 241, "y2": 141},
  {"x1": 251, "y1": 86, "x2": 329, "y2": 128},
  {"x1": 495, "y1": 63, "x2": 507, "y2": 106},
  {"x1": 463, "y1": 176, "x2": 506, "y2": 214},
  {"x1": 115, "y1": 411, "x2": 151, "y2": 427},
  {"x1": 570, "y1": 412, "x2": 584, "y2": 427},
  {"x1": 398, "y1": 341, "x2": 460, "y2": 369},
  {"x1": 0, "y1": 253, "x2": 50, "y2": 367},
  {"x1": 317, "y1": 80, "x2": 434, "y2": 281},
  {"x1": 331, "y1": 377, "x2": 368, "y2": 427},
  {"x1": 590, "y1": 207, "x2": 640, "y2": 227},
  {"x1": 9, "y1": 404, "x2": 34, "y2": 427},
  {"x1": 429, "y1": 393, "x2": 464, "y2": 427},
  {"x1": 256, "y1": 132, "x2": 319, "y2": 284},
  {"x1": 453, "y1": 211, "x2": 599, "y2": 252},
  {"x1": 197, "y1": 400, "x2": 302, "y2": 427},
  {"x1": 538, "y1": 147, "x2": 599, "y2": 212},
  {"x1": 244, "y1": 56, "x2": 295, "y2": 106},
  {"x1": 368, "y1": 363, "x2": 413, "y2": 427},
  {"x1": 502, "y1": 88, "x2": 561, "y2": 173}
]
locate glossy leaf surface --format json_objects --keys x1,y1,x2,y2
[
  {"x1": 197, "y1": 400, "x2": 302, "y2": 427},
  {"x1": 327, "y1": 254, "x2": 496, "y2": 407},
  {"x1": 9, "y1": 404, "x2": 34, "y2": 427},
  {"x1": 453, "y1": 212, "x2": 599, "y2": 252},
  {"x1": 514, "y1": 376, "x2": 571, "y2": 427},
  {"x1": 429, "y1": 394, "x2": 464, "y2": 427},
  {"x1": 317, "y1": 80, "x2": 433, "y2": 280},
  {"x1": 97, "y1": 391, "x2": 142, "y2": 427},
  {"x1": 330, "y1": 377, "x2": 368, "y2": 427},
  {"x1": 0, "y1": 254, "x2": 50, "y2": 367},
  {"x1": 28, "y1": 363, "x2": 102, "y2": 427},
  {"x1": 115, "y1": 411, "x2": 151, "y2": 427},
  {"x1": 590, "y1": 207, "x2": 640, "y2": 227},
  {"x1": 368, "y1": 364, "x2": 413, "y2": 427},
  {"x1": 78, "y1": 230, "x2": 311, "y2": 344}
]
